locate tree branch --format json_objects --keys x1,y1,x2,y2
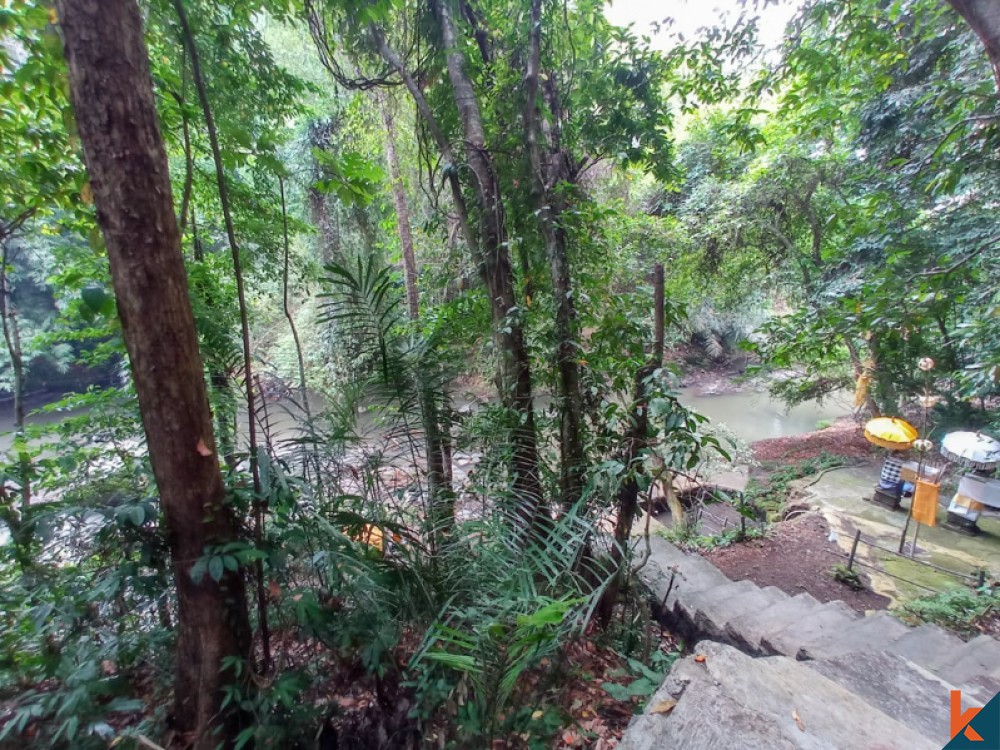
[{"x1": 911, "y1": 234, "x2": 1000, "y2": 279}]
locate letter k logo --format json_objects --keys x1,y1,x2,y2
[{"x1": 953, "y1": 690, "x2": 985, "y2": 742}]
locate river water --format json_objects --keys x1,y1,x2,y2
[
  {"x1": 0, "y1": 385, "x2": 852, "y2": 453},
  {"x1": 678, "y1": 387, "x2": 852, "y2": 444}
]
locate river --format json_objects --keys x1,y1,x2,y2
[
  {"x1": 678, "y1": 387, "x2": 852, "y2": 444},
  {"x1": 0, "y1": 385, "x2": 852, "y2": 454}
]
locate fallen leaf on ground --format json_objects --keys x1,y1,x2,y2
[
  {"x1": 694, "y1": 654, "x2": 707, "y2": 663},
  {"x1": 792, "y1": 708, "x2": 805, "y2": 732},
  {"x1": 561, "y1": 730, "x2": 581, "y2": 746},
  {"x1": 650, "y1": 698, "x2": 677, "y2": 715}
]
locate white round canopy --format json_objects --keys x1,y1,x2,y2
[{"x1": 940, "y1": 431, "x2": 1000, "y2": 471}]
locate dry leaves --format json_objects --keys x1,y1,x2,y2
[
  {"x1": 268, "y1": 579, "x2": 282, "y2": 600},
  {"x1": 792, "y1": 708, "x2": 805, "y2": 732},
  {"x1": 649, "y1": 698, "x2": 677, "y2": 715},
  {"x1": 694, "y1": 654, "x2": 707, "y2": 664}
]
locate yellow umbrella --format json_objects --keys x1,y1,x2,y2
[{"x1": 864, "y1": 417, "x2": 918, "y2": 450}]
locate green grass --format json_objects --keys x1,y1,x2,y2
[
  {"x1": 896, "y1": 586, "x2": 998, "y2": 638},
  {"x1": 746, "y1": 451, "x2": 847, "y2": 521}
]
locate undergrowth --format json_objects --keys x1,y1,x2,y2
[
  {"x1": 745, "y1": 452, "x2": 847, "y2": 521},
  {"x1": 659, "y1": 523, "x2": 766, "y2": 551},
  {"x1": 897, "y1": 585, "x2": 999, "y2": 639}
]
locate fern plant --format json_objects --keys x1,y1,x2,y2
[
  {"x1": 407, "y1": 504, "x2": 618, "y2": 744},
  {"x1": 318, "y1": 255, "x2": 455, "y2": 546}
]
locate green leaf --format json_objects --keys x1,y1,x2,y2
[
  {"x1": 208, "y1": 556, "x2": 224, "y2": 582},
  {"x1": 81, "y1": 285, "x2": 108, "y2": 313}
]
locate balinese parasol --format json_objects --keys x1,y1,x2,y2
[
  {"x1": 864, "y1": 417, "x2": 918, "y2": 450},
  {"x1": 940, "y1": 431, "x2": 1000, "y2": 471}
]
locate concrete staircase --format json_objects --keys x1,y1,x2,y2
[{"x1": 622, "y1": 535, "x2": 1000, "y2": 748}]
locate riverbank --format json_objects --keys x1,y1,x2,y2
[
  {"x1": 751, "y1": 416, "x2": 875, "y2": 463},
  {"x1": 688, "y1": 420, "x2": 886, "y2": 612}
]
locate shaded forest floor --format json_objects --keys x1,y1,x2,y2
[
  {"x1": 702, "y1": 419, "x2": 888, "y2": 613},
  {"x1": 705, "y1": 513, "x2": 890, "y2": 614}
]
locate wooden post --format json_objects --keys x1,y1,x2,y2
[
  {"x1": 848, "y1": 529, "x2": 862, "y2": 571},
  {"x1": 898, "y1": 499, "x2": 915, "y2": 554},
  {"x1": 978, "y1": 569, "x2": 987, "y2": 591}
]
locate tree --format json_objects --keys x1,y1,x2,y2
[
  {"x1": 948, "y1": 0, "x2": 1000, "y2": 91},
  {"x1": 375, "y1": 89, "x2": 420, "y2": 320},
  {"x1": 523, "y1": 0, "x2": 586, "y2": 511},
  {"x1": 56, "y1": 1, "x2": 252, "y2": 747},
  {"x1": 0, "y1": 0, "x2": 82, "y2": 568}
]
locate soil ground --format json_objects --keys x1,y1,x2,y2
[
  {"x1": 704, "y1": 512, "x2": 891, "y2": 613},
  {"x1": 751, "y1": 417, "x2": 876, "y2": 464}
]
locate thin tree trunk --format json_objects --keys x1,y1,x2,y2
[
  {"x1": 844, "y1": 336, "x2": 881, "y2": 417},
  {"x1": 0, "y1": 239, "x2": 31, "y2": 569},
  {"x1": 373, "y1": 89, "x2": 454, "y2": 533},
  {"x1": 376, "y1": 90, "x2": 420, "y2": 319},
  {"x1": 189, "y1": 206, "x2": 237, "y2": 469},
  {"x1": 432, "y1": 0, "x2": 544, "y2": 530},
  {"x1": 308, "y1": 188, "x2": 340, "y2": 265},
  {"x1": 177, "y1": 49, "x2": 193, "y2": 235},
  {"x1": 278, "y1": 176, "x2": 318, "y2": 485},
  {"x1": 172, "y1": 0, "x2": 270, "y2": 673},
  {"x1": 0, "y1": 246, "x2": 25, "y2": 448},
  {"x1": 369, "y1": 24, "x2": 478, "y2": 257},
  {"x1": 653, "y1": 263, "x2": 665, "y2": 364},
  {"x1": 935, "y1": 312, "x2": 959, "y2": 371},
  {"x1": 598, "y1": 264, "x2": 665, "y2": 627},
  {"x1": 524, "y1": 0, "x2": 586, "y2": 510},
  {"x1": 57, "y1": 3, "x2": 252, "y2": 748}
]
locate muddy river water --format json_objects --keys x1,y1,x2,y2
[{"x1": 678, "y1": 387, "x2": 852, "y2": 444}]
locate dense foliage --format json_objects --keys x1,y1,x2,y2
[{"x1": 0, "y1": 0, "x2": 997, "y2": 747}]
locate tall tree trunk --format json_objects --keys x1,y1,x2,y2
[
  {"x1": 56, "y1": 3, "x2": 252, "y2": 748},
  {"x1": 308, "y1": 188, "x2": 340, "y2": 265},
  {"x1": 524, "y1": 0, "x2": 586, "y2": 510},
  {"x1": 176, "y1": 49, "x2": 194, "y2": 235},
  {"x1": 652, "y1": 263, "x2": 665, "y2": 365},
  {"x1": 373, "y1": 89, "x2": 455, "y2": 534},
  {"x1": 598, "y1": 264, "x2": 665, "y2": 627},
  {"x1": 279, "y1": 176, "x2": 320, "y2": 488},
  {"x1": 431, "y1": 0, "x2": 544, "y2": 529},
  {"x1": 376, "y1": 90, "x2": 420, "y2": 319},
  {"x1": 369, "y1": 24, "x2": 478, "y2": 256},
  {"x1": 948, "y1": 0, "x2": 1000, "y2": 92},
  {"x1": 0, "y1": 239, "x2": 31, "y2": 569},
  {"x1": 172, "y1": 0, "x2": 270, "y2": 673},
  {"x1": 844, "y1": 336, "x2": 881, "y2": 417}
]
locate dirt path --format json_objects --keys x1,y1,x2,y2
[
  {"x1": 751, "y1": 417, "x2": 876, "y2": 463},
  {"x1": 704, "y1": 513, "x2": 890, "y2": 613}
]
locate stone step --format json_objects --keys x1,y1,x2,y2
[
  {"x1": 694, "y1": 584, "x2": 789, "y2": 641},
  {"x1": 800, "y1": 610, "x2": 911, "y2": 661},
  {"x1": 807, "y1": 650, "x2": 964, "y2": 745},
  {"x1": 678, "y1": 579, "x2": 757, "y2": 629},
  {"x1": 618, "y1": 640, "x2": 937, "y2": 750},
  {"x1": 939, "y1": 634, "x2": 1000, "y2": 690},
  {"x1": 726, "y1": 592, "x2": 822, "y2": 654},
  {"x1": 957, "y1": 673, "x2": 1000, "y2": 706},
  {"x1": 638, "y1": 537, "x2": 730, "y2": 611},
  {"x1": 762, "y1": 600, "x2": 860, "y2": 660},
  {"x1": 887, "y1": 622, "x2": 967, "y2": 674}
]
